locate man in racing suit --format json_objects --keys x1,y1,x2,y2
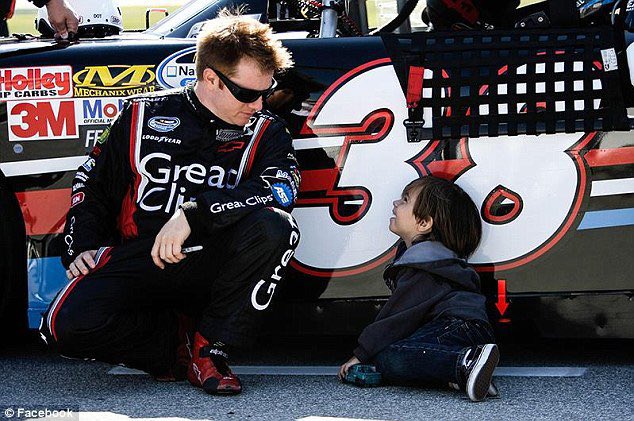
[{"x1": 40, "y1": 13, "x2": 299, "y2": 395}]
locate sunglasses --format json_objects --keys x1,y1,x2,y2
[{"x1": 210, "y1": 66, "x2": 277, "y2": 103}]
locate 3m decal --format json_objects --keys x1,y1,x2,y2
[
  {"x1": 0, "y1": 66, "x2": 73, "y2": 99},
  {"x1": 157, "y1": 47, "x2": 196, "y2": 89},
  {"x1": 73, "y1": 65, "x2": 156, "y2": 97},
  {"x1": 148, "y1": 116, "x2": 180, "y2": 132},
  {"x1": 8, "y1": 99, "x2": 78, "y2": 141}
]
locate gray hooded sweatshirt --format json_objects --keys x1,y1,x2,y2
[{"x1": 354, "y1": 240, "x2": 489, "y2": 363}]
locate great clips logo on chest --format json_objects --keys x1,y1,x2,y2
[
  {"x1": 148, "y1": 116, "x2": 180, "y2": 132},
  {"x1": 0, "y1": 66, "x2": 73, "y2": 99}
]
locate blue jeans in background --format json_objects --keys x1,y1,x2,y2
[{"x1": 372, "y1": 316, "x2": 496, "y2": 386}]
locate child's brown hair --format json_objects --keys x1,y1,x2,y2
[{"x1": 404, "y1": 176, "x2": 482, "y2": 258}]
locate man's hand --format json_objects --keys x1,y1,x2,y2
[
  {"x1": 67, "y1": 249, "x2": 98, "y2": 280},
  {"x1": 338, "y1": 355, "x2": 361, "y2": 381},
  {"x1": 151, "y1": 209, "x2": 192, "y2": 269},
  {"x1": 45, "y1": 0, "x2": 79, "y2": 40}
]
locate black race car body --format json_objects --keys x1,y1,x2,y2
[{"x1": 1, "y1": 0, "x2": 633, "y2": 337}]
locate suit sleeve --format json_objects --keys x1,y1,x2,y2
[
  {"x1": 353, "y1": 269, "x2": 451, "y2": 362},
  {"x1": 181, "y1": 119, "x2": 300, "y2": 234},
  {"x1": 61, "y1": 102, "x2": 133, "y2": 268}
]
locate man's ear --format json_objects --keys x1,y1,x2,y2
[
  {"x1": 202, "y1": 68, "x2": 218, "y2": 88},
  {"x1": 417, "y1": 216, "x2": 433, "y2": 235}
]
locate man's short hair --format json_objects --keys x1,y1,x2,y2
[{"x1": 195, "y1": 10, "x2": 294, "y2": 80}]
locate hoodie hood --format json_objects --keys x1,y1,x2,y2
[{"x1": 386, "y1": 241, "x2": 481, "y2": 292}]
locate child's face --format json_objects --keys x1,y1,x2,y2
[{"x1": 390, "y1": 186, "x2": 428, "y2": 245}]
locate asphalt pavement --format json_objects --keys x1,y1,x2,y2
[{"x1": 0, "y1": 335, "x2": 632, "y2": 421}]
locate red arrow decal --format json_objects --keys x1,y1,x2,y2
[{"x1": 495, "y1": 279, "x2": 509, "y2": 316}]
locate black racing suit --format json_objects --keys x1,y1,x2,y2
[{"x1": 40, "y1": 86, "x2": 301, "y2": 376}]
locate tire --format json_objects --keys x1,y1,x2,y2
[{"x1": 0, "y1": 172, "x2": 28, "y2": 345}]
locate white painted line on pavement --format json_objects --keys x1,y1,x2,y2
[
  {"x1": 108, "y1": 366, "x2": 587, "y2": 377},
  {"x1": 298, "y1": 417, "x2": 391, "y2": 421},
  {"x1": 494, "y1": 367, "x2": 587, "y2": 377}
]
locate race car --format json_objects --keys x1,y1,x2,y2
[{"x1": 1, "y1": 0, "x2": 633, "y2": 339}]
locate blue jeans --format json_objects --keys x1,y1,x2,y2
[{"x1": 372, "y1": 316, "x2": 495, "y2": 386}]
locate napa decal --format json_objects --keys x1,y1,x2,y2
[
  {"x1": 73, "y1": 65, "x2": 157, "y2": 97},
  {"x1": 157, "y1": 47, "x2": 196, "y2": 89},
  {"x1": 0, "y1": 66, "x2": 73, "y2": 100}
]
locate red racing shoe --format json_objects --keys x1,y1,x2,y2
[{"x1": 187, "y1": 332, "x2": 242, "y2": 395}]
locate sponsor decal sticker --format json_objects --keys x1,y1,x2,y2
[
  {"x1": 271, "y1": 183, "x2": 293, "y2": 207},
  {"x1": 0, "y1": 66, "x2": 73, "y2": 100},
  {"x1": 81, "y1": 157, "x2": 95, "y2": 172},
  {"x1": 209, "y1": 195, "x2": 273, "y2": 213},
  {"x1": 70, "y1": 192, "x2": 85, "y2": 207},
  {"x1": 77, "y1": 97, "x2": 124, "y2": 124},
  {"x1": 80, "y1": 125, "x2": 108, "y2": 148},
  {"x1": 141, "y1": 134, "x2": 182, "y2": 144},
  {"x1": 148, "y1": 116, "x2": 180, "y2": 132},
  {"x1": 216, "y1": 129, "x2": 243, "y2": 142},
  {"x1": 157, "y1": 47, "x2": 196, "y2": 89},
  {"x1": 7, "y1": 99, "x2": 78, "y2": 141},
  {"x1": 73, "y1": 65, "x2": 156, "y2": 97}
]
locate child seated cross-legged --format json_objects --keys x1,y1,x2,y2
[{"x1": 339, "y1": 176, "x2": 499, "y2": 402}]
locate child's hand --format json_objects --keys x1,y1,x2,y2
[{"x1": 338, "y1": 356, "x2": 361, "y2": 380}]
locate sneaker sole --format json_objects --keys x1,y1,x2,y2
[
  {"x1": 466, "y1": 344, "x2": 500, "y2": 402},
  {"x1": 204, "y1": 386, "x2": 242, "y2": 395}
]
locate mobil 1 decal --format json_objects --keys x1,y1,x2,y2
[
  {"x1": 291, "y1": 58, "x2": 634, "y2": 277},
  {"x1": 156, "y1": 47, "x2": 196, "y2": 89}
]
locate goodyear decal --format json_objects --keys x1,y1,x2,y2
[
  {"x1": 157, "y1": 47, "x2": 197, "y2": 89},
  {"x1": 73, "y1": 65, "x2": 157, "y2": 97}
]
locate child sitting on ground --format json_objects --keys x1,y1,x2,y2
[{"x1": 339, "y1": 176, "x2": 499, "y2": 402}]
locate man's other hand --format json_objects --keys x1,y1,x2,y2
[
  {"x1": 45, "y1": 0, "x2": 79, "y2": 40},
  {"x1": 67, "y1": 250, "x2": 98, "y2": 280},
  {"x1": 151, "y1": 209, "x2": 192, "y2": 269}
]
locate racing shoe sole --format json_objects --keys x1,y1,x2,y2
[
  {"x1": 202, "y1": 377, "x2": 242, "y2": 395},
  {"x1": 466, "y1": 344, "x2": 499, "y2": 402}
]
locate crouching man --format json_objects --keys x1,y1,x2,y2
[{"x1": 40, "y1": 11, "x2": 300, "y2": 395}]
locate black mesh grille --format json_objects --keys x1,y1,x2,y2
[{"x1": 382, "y1": 28, "x2": 631, "y2": 141}]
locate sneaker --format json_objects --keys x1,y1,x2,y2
[
  {"x1": 154, "y1": 313, "x2": 194, "y2": 382},
  {"x1": 449, "y1": 379, "x2": 500, "y2": 398},
  {"x1": 461, "y1": 344, "x2": 500, "y2": 402},
  {"x1": 187, "y1": 332, "x2": 242, "y2": 395}
]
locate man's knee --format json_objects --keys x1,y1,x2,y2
[
  {"x1": 41, "y1": 302, "x2": 109, "y2": 354},
  {"x1": 252, "y1": 207, "x2": 300, "y2": 251}
]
